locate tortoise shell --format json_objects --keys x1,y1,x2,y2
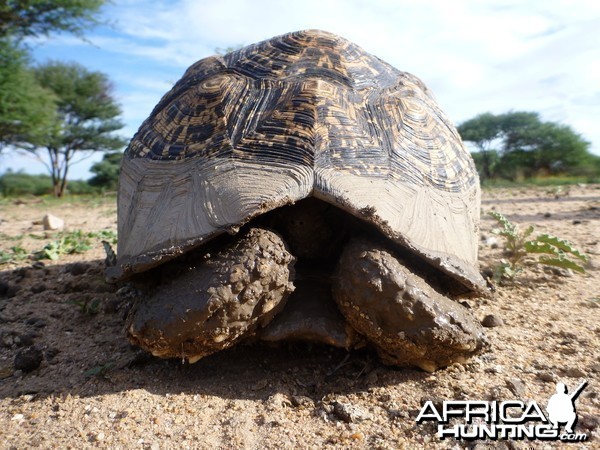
[{"x1": 107, "y1": 29, "x2": 485, "y2": 292}]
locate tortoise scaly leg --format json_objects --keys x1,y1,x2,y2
[
  {"x1": 127, "y1": 228, "x2": 295, "y2": 363},
  {"x1": 332, "y1": 239, "x2": 487, "y2": 372}
]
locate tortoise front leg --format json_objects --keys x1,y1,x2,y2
[
  {"x1": 332, "y1": 239, "x2": 487, "y2": 372},
  {"x1": 127, "y1": 228, "x2": 295, "y2": 363}
]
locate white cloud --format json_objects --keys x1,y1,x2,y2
[{"x1": 4, "y1": 0, "x2": 600, "y2": 179}]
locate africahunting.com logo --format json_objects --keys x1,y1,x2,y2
[{"x1": 416, "y1": 380, "x2": 589, "y2": 443}]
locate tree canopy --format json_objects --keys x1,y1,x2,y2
[
  {"x1": 0, "y1": 0, "x2": 104, "y2": 39},
  {"x1": 18, "y1": 62, "x2": 126, "y2": 197},
  {"x1": 0, "y1": 39, "x2": 56, "y2": 150},
  {"x1": 458, "y1": 112, "x2": 595, "y2": 181},
  {"x1": 88, "y1": 151, "x2": 122, "y2": 191},
  {"x1": 0, "y1": 0, "x2": 107, "y2": 157}
]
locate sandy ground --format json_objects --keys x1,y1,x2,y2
[{"x1": 0, "y1": 186, "x2": 598, "y2": 449}]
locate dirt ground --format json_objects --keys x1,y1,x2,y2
[{"x1": 0, "y1": 185, "x2": 598, "y2": 449}]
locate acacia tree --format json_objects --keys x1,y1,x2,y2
[
  {"x1": 19, "y1": 62, "x2": 126, "y2": 197},
  {"x1": 459, "y1": 112, "x2": 593, "y2": 181},
  {"x1": 457, "y1": 112, "x2": 503, "y2": 180},
  {"x1": 0, "y1": 0, "x2": 104, "y2": 39},
  {"x1": 0, "y1": 0, "x2": 106, "y2": 152},
  {"x1": 0, "y1": 39, "x2": 56, "y2": 150}
]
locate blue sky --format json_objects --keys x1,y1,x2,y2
[{"x1": 3, "y1": 0, "x2": 599, "y2": 179}]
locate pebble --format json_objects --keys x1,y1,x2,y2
[
  {"x1": 332, "y1": 401, "x2": 371, "y2": 423},
  {"x1": 31, "y1": 283, "x2": 47, "y2": 294},
  {"x1": 14, "y1": 333, "x2": 35, "y2": 347},
  {"x1": 578, "y1": 413, "x2": 600, "y2": 431},
  {"x1": 103, "y1": 298, "x2": 121, "y2": 314},
  {"x1": 483, "y1": 237, "x2": 499, "y2": 248},
  {"x1": 92, "y1": 431, "x2": 105, "y2": 442},
  {"x1": 485, "y1": 365, "x2": 504, "y2": 374},
  {"x1": 564, "y1": 367, "x2": 586, "y2": 378},
  {"x1": 42, "y1": 214, "x2": 64, "y2": 231},
  {"x1": 547, "y1": 267, "x2": 573, "y2": 277},
  {"x1": 481, "y1": 314, "x2": 503, "y2": 327},
  {"x1": 14, "y1": 347, "x2": 43, "y2": 373},
  {"x1": 536, "y1": 372, "x2": 556, "y2": 382},
  {"x1": 25, "y1": 318, "x2": 47, "y2": 328},
  {"x1": 505, "y1": 378, "x2": 526, "y2": 397},
  {"x1": 65, "y1": 262, "x2": 90, "y2": 276},
  {"x1": 290, "y1": 395, "x2": 314, "y2": 408}
]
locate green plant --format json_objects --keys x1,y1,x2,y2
[
  {"x1": 33, "y1": 229, "x2": 117, "y2": 261},
  {"x1": 69, "y1": 297, "x2": 101, "y2": 315},
  {"x1": 489, "y1": 211, "x2": 588, "y2": 281},
  {"x1": 0, "y1": 245, "x2": 28, "y2": 264},
  {"x1": 93, "y1": 229, "x2": 117, "y2": 245},
  {"x1": 83, "y1": 361, "x2": 115, "y2": 378},
  {"x1": 35, "y1": 230, "x2": 93, "y2": 260}
]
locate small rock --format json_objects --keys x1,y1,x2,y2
[
  {"x1": 14, "y1": 333, "x2": 34, "y2": 347},
  {"x1": 31, "y1": 283, "x2": 46, "y2": 294},
  {"x1": 483, "y1": 237, "x2": 499, "y2": 248},
  {"x1": 548, "y1": 267, "x2": 573, "y2": 277},
  {"x1": 14, "y1": 347, "x2": 43, "y2": 372},
  {"x1": 42, "y1": 214, "x2": 64, "y2": 231},
  {"x1": 564, "y1": 367, "x2": 586, "y2": 378},
  {"x1": 1, "y1": 333, "x2": 14, "y2": 347},
  {"x1": 65, "y1": 262, "x2": 90, "y2": 276},
  {"x1": 543, "y1": 212, "x2": 551, "y2": 218},
  {"x1": 25, "y1": 318, "x2": 47, "y2": 328},
  {"x1": 350, "y1": 431, "x2": 364, "y2": 441},
  {"x1": 92, "y1": 431, "x2": 105, "y2": 442},
  {"x1": 506, "y1": 378, "x2": 526, "y2": 397},
  {"x1": 365, "y1": 370, "x2": 379, "y2": 385},
  {"x1": 481, "y1": 314, "x2": 503, "y2": 327},
  {"x1": 485, "y1": 365, "x2": 504, "y2": 374},
  {"x1": 578, "y1": 413, "x2": 600, "y2": 431},
  {"x1": 103, "y1": 298, "x2": 121, "y2": 314},
  {"x1": 45, "y1": 348, "x2": 60, "y2": 362},
  {"x1": 332, "y1": 401, "x2": 371, "y2": 423},
  {"x1": 536, "y1": 372, "x2": 556, "y2": 382},
  {"x1": 290, "y1": 395, "x2": 314, "y2": 408},
  {"x1": 572, "y1": 219, "x2": 582, "y2": 225},
  {"x1": 15, "y1": 267, "x2": 32, "y2": 279}
]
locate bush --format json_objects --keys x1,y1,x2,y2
[
  {"x1": 0, "y1": 171, "x2": 53, "y2": 196},
  {"x1": 0, "y1": 171, "x2": 99, "y2": 196}
]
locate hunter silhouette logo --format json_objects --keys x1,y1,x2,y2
[
  {"x1": 546, "y1": 381, "x2": 587, "y2": 434},
  {"x1": 416, "y1": 380, "x2": 589, "y2": 442}
]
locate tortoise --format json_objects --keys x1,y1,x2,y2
[{"x1": 107, "y1": 29, "x2": 488, "y2": 372}]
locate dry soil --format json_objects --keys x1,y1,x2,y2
[{"x1": 0, "y1": 185, "x2": 598, "y2": 449}]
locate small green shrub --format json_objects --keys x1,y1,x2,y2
[
  {"x1": 0, "y1": 245, "x2": 28, "y2": 264},
  {"x1": 69, "y1": 297, "x2": 101, "y2": 315},
  {"x1": 489, "y1": 211, "x2": 588, "y2": 281},
  {"x1": 35, "y1": 231, "x2": 94, "y2": 260},
  {"x1": 83, "y1": 361, "x2": 115, "y2": 378}
]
